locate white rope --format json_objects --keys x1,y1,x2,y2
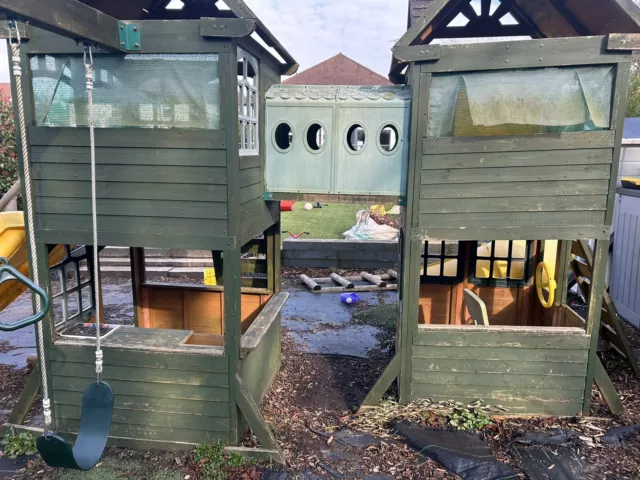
[
  {"x1": 84, "y1": 45, "x2": 103, "y2": 382},
  {"x1": 9, "y1": 25, "x2": 52, "y2": 427}
]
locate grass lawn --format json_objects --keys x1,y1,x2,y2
[{"x1": 281, "y1": 203, "x2": 370, "y2": 240}]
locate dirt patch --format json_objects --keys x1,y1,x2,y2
[{"x1": 0, "y1": 365, "x2": 30, "y2": 425}]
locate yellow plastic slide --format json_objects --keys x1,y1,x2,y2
[{"x1": 0, "y1": 212, "x2": 65, "y2": 312}]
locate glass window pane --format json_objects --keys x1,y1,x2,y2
[
  {"x1": 428, "y1": 66, "x2": 613, "y2": 138},
  {"x1": 512, "y1": 240, "x2": 527, "y2": 259},
  {"x1": 477, "y1": 241, "x2": 492, "y2": 257},
  {"x1": 427, "y1": 259, "x2": 442, "y2": 276},
  {"x1": 443, "y1": 259, "x2": 458, "y2": 277},
  {"x1": 494, "y1": 240, "x2": 510, "y2": 258},
  {"x1": 445, "y1": 241, "x2": 459, "y2": 256},
  {"x1": 427, "y1": 242, "x2": 442, "y2": 255},
  {"x1": 493, "y1": 260, "x2": 508, "y2": 279},
  {"x1": 476, "y1": 259, "x2": 491, "y2": 278},
  {"x1": 510, "y1": 261, "x2": 525, "y2": 279},
  {"x1": 32, "y1": 54, "x2": 221, "y2": 129}
]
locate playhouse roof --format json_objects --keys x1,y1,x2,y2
[
  {"x1": 393, "y1": 0, "x2": 640, "y2": 78},
  {"x1": 3, "y1": 0, "x2": 298, "y2": 74},
  {"x1": 283, "y1": 54, "x2": 392, "y2": 86}
]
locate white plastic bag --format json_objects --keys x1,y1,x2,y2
[{"x1": 343, "y1": 210, "x2": 398, "y2": 241}]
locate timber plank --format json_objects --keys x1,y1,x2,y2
[
  {"x1": 422, "y1": 149, "x2": 613, "y2": 170},
  {"x1": 56, "y1": 405, "x2": 229, "y2": 431},
  {"x1": 36, "y1": 214, "x2": 228, "y2": 237},
  {"x1": 413, "y1": 346, "x2": 588, "y2": 363},
  {"x1": 29, "y1": 127, "x2": 227, "y2": 149},
  {"x1": 36, "y1": 198, "x2": 228, "y2": 220},
  {"x1": 50, "y1": 347, "x2": 228, "y2": 372},
  {"x1": 417, "y1": 226, "x2": 611, "y2": 242},
  {"x1": 412, "y1": 372, "x2": 586, "y2": 390},
  {"x1": 55, "y1": 419, "x2": 228, "y2": 444},
  {"x1": 408, "y1": 394, "x2": 583, "y2": 416},
  {"x1": 54, "y1": 391, "x2": 229, "y2": 417},
  {"x1": 30, "y1": 146, "x2": 227, "y2": 167},
  {"x1": 52, "y1": 376, "x2": 229, "y2": 402},
  {"x1": 239, "y1": 167, "x2": 262, "y2": 188},
  {"x1": 413, "y1": 329, "x2": 589, "y2": 349},
  {"x1": 413, "y1": 358, "x2": 587, "y2": 376},
  {"x1": 419, "y1": 196, "x2": 608, "y2": 214},
  {"x1": 411, "y1": 383, "x2": 584, "y2": 403},
  {"x1": 33, "y1": 163, "x2": 228, "y2": 185},
  {"x1": 50, "y1": 362, "x2": 229, "y2": 387},
  {"x1": 420, "y1": 165, "x2": 611, "y2": 185},
  {"x1": 423, "y1": 131, "x2": 615, "y2": 155},
  {"x1": 420, "y1": 180, "x2": 610, "y2": 199},
  {"x1": 420, "y1": 211, "x2": 606, "y2": 228},
  {"x1": 419, "y1": 36, "x2": 630, "y2": 73},
  {"x1": 34, "y1": 180, "x2": 228, "y2": 203}
]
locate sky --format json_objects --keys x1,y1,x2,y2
[{"x1": 0, "y1": 0, "x2": 410, "y2": 83}]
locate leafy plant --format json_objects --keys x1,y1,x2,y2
[
  {"x1": 447, "y1": 407, "x2": 492, "y2": 431},
  {"x1": 627, "y1": 72, "x2": 640, "y2": 118},
  {"x1": 1, "y1": 432, "x2": 37, "y2": 459},
  {"x1": 192, "y1": 441, "x2": 253, "y2": 480},
  {"x1": 0, "y1": 92, "x2": 19, "y2": 200}
]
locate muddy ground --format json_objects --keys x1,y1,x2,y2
[{"x1": 1, "y1": 273, "x2": 640, "y2": 478}]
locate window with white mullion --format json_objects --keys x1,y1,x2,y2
[{"x1": 237, "y1": 49, "x2": 258, "y2": 156}]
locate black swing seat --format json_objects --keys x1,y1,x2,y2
[{"x1": 37, "y1": 381, "x2": 114, "y2": 470}]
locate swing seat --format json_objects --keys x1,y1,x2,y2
[{"x1": 36, "y1": 381, "x2": 114, "y2": 471}]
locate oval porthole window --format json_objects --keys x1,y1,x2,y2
[
  {"x1": 306, "y1": 123, "x2": 326, "y2": 152},
  {"x1": 274, "y1": 122, "x2": 293, "y2": 151},
  {"x1": 346, "y1": 124, "x2": 366, "y2": 152},
  {"x1": 379, "y1": 125, "x2": 399, "y2": 152}
]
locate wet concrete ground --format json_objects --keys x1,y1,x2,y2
[{"x1": 0, "y1": 278, "x2": 394, "y2": 366}]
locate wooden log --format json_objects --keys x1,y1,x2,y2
[
  {"x1": 330, "y1": 273, "x2": 354, "y2": 289},
  {"x1": 299, "y1": 274, "x2": 321, "y2": 291},
  {"x1": 387, "y1": 270, "x2": 398, "y2": 280},
  {"x1": 360, "y1": 272, "x2": 387, "y2": 288}
]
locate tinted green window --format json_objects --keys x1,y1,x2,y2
[{"x1": 31, "y1": 54, "x2": 221, "y2": 129}]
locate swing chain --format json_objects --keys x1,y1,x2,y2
[
  {"x1": 83, "y1": 43, "x2": 103, "y2": 383},
  {"x1": 8, "y1": 19, "x2": 53, "y2": 429}
]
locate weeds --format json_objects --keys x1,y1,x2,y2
[
  {"x1": 448, "y1": 407, "x2": 492, "y2": 431},
  {"x1": 192, "y1": 441, "x2": 253, "y2": 480},
  {"x1": 1, "y1": 433, "x2": 37, "y2": 459}
]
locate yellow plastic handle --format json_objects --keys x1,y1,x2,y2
[{"x1": 536, "y1": 262, "x2": 557, "y2": 309}]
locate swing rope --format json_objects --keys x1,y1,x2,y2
[
  {"x1": 83, "y1": 45, "x2": 103, "y2": 381},
  {"x1": 8, "y1": 22, "x2": 52, "y2": 428}
]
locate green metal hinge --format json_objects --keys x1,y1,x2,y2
[
  {"x1": 263, "y1": 192, "x2": 273, "y2": 201},
  {"x1": 118, "y1": 22, "x2": 142, "y2": 51}
]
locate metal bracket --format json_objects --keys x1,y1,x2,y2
[
  {"x1": 263, "y1": 192, "x2": 274, "y2": 201},
  {"x1": 398, "y1": 196, "x2": 407, "y2": 207},
  {"x1": 118, "y1": 22, "x2": 141, "y2": 51}
]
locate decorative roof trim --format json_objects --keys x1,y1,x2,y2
[{"x1": 266, "y1": 85, "x2": 411, "y2": 101}]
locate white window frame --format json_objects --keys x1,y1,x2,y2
[{"x1": 238, "y1": 49, "x2": 259, "y2": 156}]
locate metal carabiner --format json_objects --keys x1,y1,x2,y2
[
  {"x1": 7, "y1": 19, "x2": 21, "y2": 46},
  {"x1": 83, "y1": 43, "x2": 94, "y2": 67}
]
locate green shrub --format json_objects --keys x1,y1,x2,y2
[
  {"x1": 1, "y1": 432, "x2": 37, "y2": 459},
  {"x1": 447, "y1": 407, "x2": 492, "y2": 432},
  {"x1": 193, "y1": 441, "x2": 252, "y2": 480},
  {"x1": 0, "y1": 92, "x2": 19, "y2": 200}
]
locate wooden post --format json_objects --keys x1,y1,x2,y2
[
  {"x1": 582, "y1": 239, "x2": 609, "y2": 415},
  {"x1": 224, "y1": 247, "x2": 242, "y2": 445},
  {"x1": 212, "y1": 251, "x2": 224, "y2": 286},
  {"x1": 360, "y1": 272, "x2": 387, "y2": 287},
  {"x1": 129, "y1": 247, "x2": 145, "y2": 328},
  {"x1": 300, "y1": 274, "x2": 321, "y2": 291}
]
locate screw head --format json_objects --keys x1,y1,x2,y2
[{"x1": 134, "y1": 42, "x2": 140, "y2": 48}]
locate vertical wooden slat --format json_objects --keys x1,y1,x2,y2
[
  {"x1": 129, "y1": 247, "x2": 145, "y2": 328},
  {"x1": 606, "y1": 62, "x2": 632, "y2": 225},
  {"x1": 583, "y1": 239, "x2": 610, "y2": 415}
]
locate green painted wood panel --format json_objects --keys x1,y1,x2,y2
[
  {"x1": 30, "y1": 146, "x2": 227, "y2": 167},
  {"x1": 56, "y1": 419, "x2": 229, "y2": 445},
  {"x1": 411, "y1": 329, "x2": 588, "y2": 415},
  {"x1": 36, "y1": 214, "x2": 228, "y2": 237},
  {"x1": 240, "y1": 167, "x2": 262, "y2": 189},
  {"x1": 420, "y1": 179, "x2": 610, "y2": 199},
  {"x1": 422, "y1": 149, "x2": 613, "y2": 170},
  {"x1": 420, "y1": 211, "x2": 606, "y2": 228},
  {"x1": 54, "y1": 391, "x2": 229, "y2": 417},
  {"x1": 422, "y1": 131, "x2": 615, "y2": 155},
  {"x1": 35, "y1": 198, "x2": 228, "y2": 220},
  {"x1": 420, "y1": 196, "x2": 608, "y2": 214},
  {"x1": 55, "y1": 405, "x2": 229, "y2": 431},
  {"x1": 33, "y1": 163, "x2": 228, "y2": 185},
  {"x1": 239, "y1": 314, "x2": 281, "y2": 405},
  {"x1": 34, "y1": 180, "x2": 228, "y2": 203},
  {"x1": 420, "y1": 164, "x2": 611, "y2": 185}
]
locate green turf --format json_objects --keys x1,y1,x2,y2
[{"x1": 280, "y1": 203, "x2": 370, "y2": 240}]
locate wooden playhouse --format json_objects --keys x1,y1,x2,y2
[
  {"x1": 379, "y1": 0, "x2": 640, "y2": 416},
  {"x1": 0, "y1": 0, "x2": 295, "y2": 459}
]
